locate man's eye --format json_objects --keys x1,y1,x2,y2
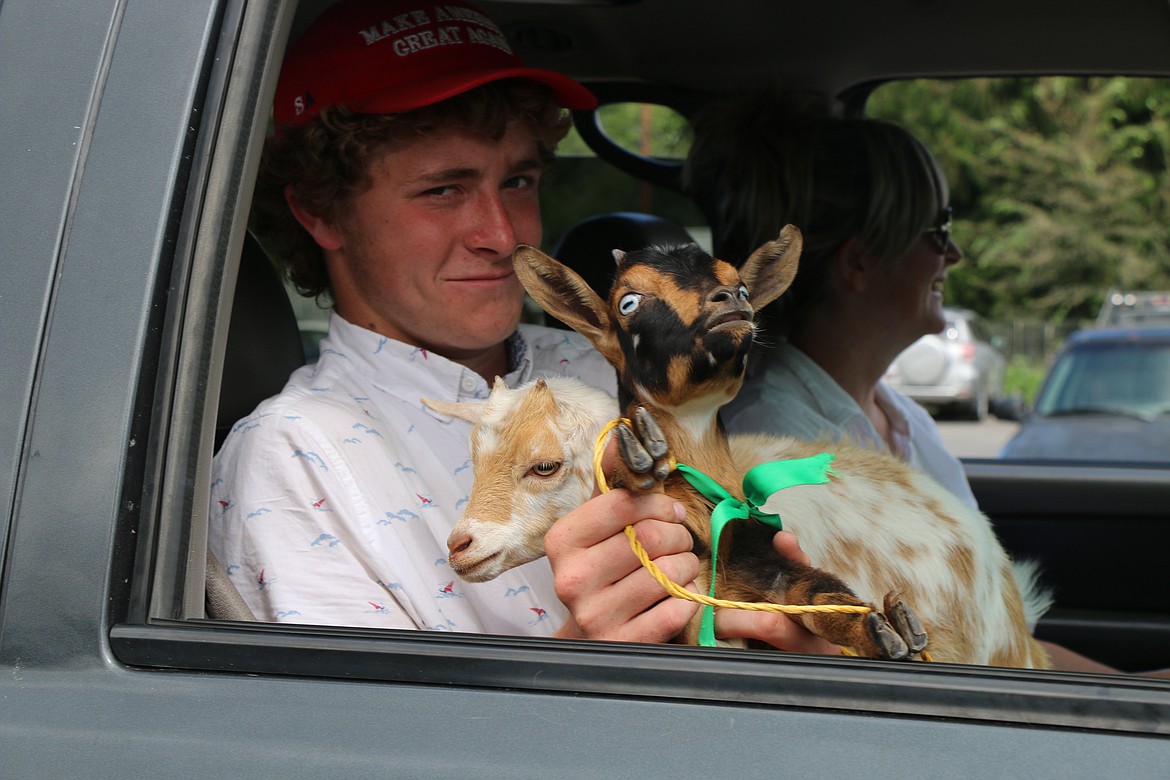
[
  {"x1": 504, "y1": 174, "x2": 537, "y2": 190},
  {"x1": 528, "y1": 461, "x2": 561, "y2": 477}
]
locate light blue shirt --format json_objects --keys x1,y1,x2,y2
[{"x1": 723, "y1": 341, "x2": 978, "y2": 508}]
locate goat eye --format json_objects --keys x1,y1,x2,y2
[
  {"x1": 529, "y1": 461, "x2": 561, "y2": 477},
  {"x1": 618, "y1": 293, "x2": 642, "y2": 315},
  {"x1": 738, "y1": 285, "x2": 750, "y2": 300}
]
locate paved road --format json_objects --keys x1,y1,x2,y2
[{"x1": 936, "y1": 416, "x2": 1020, "y2": 459}]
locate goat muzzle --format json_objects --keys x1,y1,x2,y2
[{"x1": 705, "y1": 306, "x2": 753, "y2": 334}]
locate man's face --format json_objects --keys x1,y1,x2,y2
[{"x1": 323, "y1": 122, "x2": 543, "y2": 363}]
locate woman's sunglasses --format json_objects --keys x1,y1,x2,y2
[{"x1": 924, "y1": 206, "x2": 953, "y2": 252}]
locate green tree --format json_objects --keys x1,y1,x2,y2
[{"x1": 869, "y1": 77, "x2": 1170, "y2": 322}]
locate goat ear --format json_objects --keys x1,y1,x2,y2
[
  {"x1": 512, "y1": 245, "x2": 620, "y2": 360},
  {"x1": 421, "y1": 397, "x2": 487, "y2": 424},
  {"x1": 739, "y1": 224, "x2": 803, "y2": 309}
]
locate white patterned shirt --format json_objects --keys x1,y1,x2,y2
[
  {"x1": 723, "y1": 340, "x2": 978, "y2": 508},
  {"x1": 209, "y1": 312, "x2": 616, "y2": 635}
]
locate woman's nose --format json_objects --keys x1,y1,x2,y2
[{"x1": 945, "y1": 237, "x2": 964, "y2": 265}]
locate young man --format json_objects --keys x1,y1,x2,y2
[{"x1": 211, "y1": 0, "x2": 835, "y2": 653}]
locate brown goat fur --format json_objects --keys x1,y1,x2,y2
[{"x1": 509, "y1": 226, "x2": 1051, "y2": 666}]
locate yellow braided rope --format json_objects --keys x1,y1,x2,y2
[
  {"x1": 592, "y1": 418, "x2": 933, "y2": 661},
  {"x1": 593, "y1": 419, "x2": 870, "y2": 617}
]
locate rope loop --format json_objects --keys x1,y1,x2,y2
[
  {"x1": 592, "y1": 418, "x2": 932, "y2": 660},
  {"x1": 594, "y1": 419, "x2": 869, "y2": 617}
]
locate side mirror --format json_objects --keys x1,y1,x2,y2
[{"x1": 991, "y1": 396, "x2": 1028, "y2": 422}]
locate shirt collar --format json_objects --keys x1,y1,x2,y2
[
  {"x1": 874, "y1": 382, "x2": 912, "y2": 460},
  {"x1": 322, "y1": 312, "x2": 534, "y2": 418},
  {"x1": 762, "y1": 341, "x2": 861, "y2": 424},
  {"x1": 760, "y1": 341, "x2": 902, "y2": 455}
]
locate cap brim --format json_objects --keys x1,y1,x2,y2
[{"x1": 351, "y1": 66, "x2": 597, "y2": 115}]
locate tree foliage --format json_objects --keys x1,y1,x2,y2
[{"x1": 868, "y1": 77, "x2": 1170, "y2": 322}]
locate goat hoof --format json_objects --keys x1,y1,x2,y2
[
  {"x1": 885, "y1": 596, "x2": 928, "y2": 655},
  {"x1": 633, "y1": 406, "x2": 670, "y2": 460},
  {"x1": 866, "y1": 612, "x2": 909, "y2": 661},
  {"x1": 616, "y1": 422, "x2": 654, "y2": 474}
]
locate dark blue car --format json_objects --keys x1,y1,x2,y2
[{"x1": 1002, "y1": 328, "x2": 1170, "y2": 463}]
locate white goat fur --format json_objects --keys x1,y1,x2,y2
[
  {"x1": 430, "y1": 376, "x2": 1052, "y2": 667},
  {"x1": 425, "y1": 376, "x2": 618, "y2": 583},
  {"x1": 427, "y1": 231, "x2": 1052, "y2": 667}
]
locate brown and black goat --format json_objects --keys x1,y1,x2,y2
[{"x1": 493, "y1": 227, "x2": 1051, "y2": 666}]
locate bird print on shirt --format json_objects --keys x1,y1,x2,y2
[
  {"x1": 310, "y1": 533, "x2": 340, "y2": 547},
  {"x1": 351, "y1": 422, "x2": 382, "y2": 438},
  {"x1": 379, "y1": 509, "x2": 420, "y2": 524},
  {"x1": 291, "y1": 449, "x2": 328, "y2": 471}
]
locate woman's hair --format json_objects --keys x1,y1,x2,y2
[
  {"x1": 252, "y1": 79, "x2": 572, "y2": 301},
  {"x1": 684, "y1": 91, "x2": 948, "y2": 328}
]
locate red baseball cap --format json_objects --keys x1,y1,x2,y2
[{"x1": 274, "y1": 0, "x2": 597, "y2": 127}]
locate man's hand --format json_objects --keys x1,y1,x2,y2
[
  {"x1": 547, "y1": 489, "x2": 700, "y2": 643},
  {"x1": 713, "y1": 531, "x2": 843, "y2": 655}
]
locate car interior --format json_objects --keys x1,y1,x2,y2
[{"x1": 190, "y1": 0, "x2": 1170, "y2": 678}]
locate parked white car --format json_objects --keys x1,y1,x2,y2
[{"x1": 885, "y1": 308, "x2": 1006, "y2": 420}]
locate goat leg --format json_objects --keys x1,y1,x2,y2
[
  {"x1": 800, "y1": 590, "x2": 910, "y2": 661},
  {"x1": 743, "y1": 558, "x2": 915, "y2": 660},
  {"x1": 610, "y1": 405, "x2": 673, "y2": 494},
  {"x1": 632, "y1": 405, "x2": 672, "y2": 482},
  {"x1": 884, "y1": 593, "x2": 929, "y2": 655}
]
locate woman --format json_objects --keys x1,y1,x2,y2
[
  {"x1": 686, "y1": 93, "x2": 975, "y2": 507},
  {"x1": 685, "y1": 93, "x2": 1170, "y2": 676}
]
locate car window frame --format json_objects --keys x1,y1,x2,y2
[{"x1": 105, "y1": 5, "x2": 1170, "y2": 739}]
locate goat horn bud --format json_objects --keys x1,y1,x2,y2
[{"x1": 612, "y1": 248, "x2": 627, "y2": 265}]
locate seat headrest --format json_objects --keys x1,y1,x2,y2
[
  {"x1": 547, "y1": 212, "x2": 694, "y2": 328},
  {"x1": 215, "y1": 233, "x2": 307, "y2": 451}
]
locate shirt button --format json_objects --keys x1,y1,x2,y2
[{"x1": 460, "y1": 375, "x2": 479, "y2": 394}]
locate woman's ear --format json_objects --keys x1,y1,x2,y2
[
  {"x1": 284, "y1": 184, "x2": 343, "y2": 251},
  {"x1": 834, "y1": 236, "x2": 879, "y2": 293}
]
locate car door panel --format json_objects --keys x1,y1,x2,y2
[{"x1": 966, "y1": 461, "x2": 1170, "y2": 671}]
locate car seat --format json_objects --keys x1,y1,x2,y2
[
  {"x1": 206, "y1": 232, "x2": 307, "y2": 621},
  {"x1": 214, "y1": 231, "x2": 307, "y2": 452},
  {"x1": 546, "y1": 212, "x2": 695, "y2": 328}
]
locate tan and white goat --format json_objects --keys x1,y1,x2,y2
[
  {"x1": 431, "y1": 228, "x2": 1051, "y2": 666},
  {"x1": 426, "y1": 375, "x2": 618, "y2": 583}
]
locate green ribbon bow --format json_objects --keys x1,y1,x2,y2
[{"x1": 674, "y1": 453, "x2": 837, "y2": 648}]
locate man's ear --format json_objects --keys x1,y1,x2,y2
[{"x1": 285, "y1": 184, "x2": 343, "y2": 251}]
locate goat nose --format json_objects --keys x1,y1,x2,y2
[
  {"x1": 448, "y1": 531, "x2": 473, "y2": 556},
  {"x1": 708, "y1": 286, "x2": 739, "y2": 305}
]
